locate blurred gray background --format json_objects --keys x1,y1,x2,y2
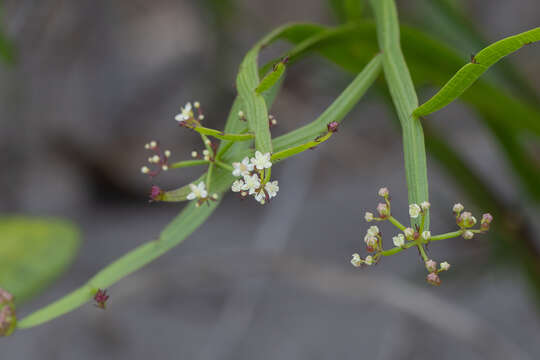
[{"x1": 1, "y1": 0, "x2": 539, "y2": 359}]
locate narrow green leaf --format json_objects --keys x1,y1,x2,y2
[
  {"x1": 194, "y1": 126, "x2": 255, "y2": 141},
  {"x1": 370, "y1": 0, "x2": 429, "y2": 228},
  {"x1": 256, "y1": 61, "x2": 286, "y2": 94},
  {"x1": 413, "y1": 27, "x2": 540, "y2": 117}
]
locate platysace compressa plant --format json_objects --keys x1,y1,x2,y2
[
  {"x1": 5, "y1": 0, "x2": 538, "y2": 337},
  {"x1": 351, "y1": 188, "x2": 493, "y2": 285}
]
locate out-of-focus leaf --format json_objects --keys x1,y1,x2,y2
[
  {"x1": 329, "y1": 0, "x2": 364, "y2": 24},
  {"x1": 0, "y1": 217, "x2": 80, "y2": 304}
]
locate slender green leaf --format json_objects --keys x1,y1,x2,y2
[
  {"x1": 370, "y1": 0, "x2": 429, "y2": 228},
  {"x1": 413, "y1": 27, "x2": 540, "y2": 117}
]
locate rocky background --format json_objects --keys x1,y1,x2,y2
[{"x1": 1, "y1": 0, "x2": 539, "y2": 359}]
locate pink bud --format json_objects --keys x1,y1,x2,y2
[
  {"x1": 0, "y1": 301, "x2": 16, "y2": 337},
  {"x1": 377, "y1": 203, "x2": 390, "y2": 217},
  {"x1": 94, "y1": 289, "x2": 110, "y2": 310},
  {"x1": 425, "y1": 260, "x2": 437, "y2": 272},
  {"x1": 327, "y1": 121, "x2": 339, "y2": 133},
  {"x1": 426, "y1": 272, "x2": 441, "y2": 286},
  {"x1": 378, "y1": 187, "x2": 389, "y2": 197},
  {"x1": 0, "y1": 289, "x2": 13, "y2": 305},
  {"x1": 149, "y1": 185, "x2": 163, "y2": 202}
]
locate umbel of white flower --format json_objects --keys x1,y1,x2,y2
[{"x1": 229, "y1": 152, "x2": 279, "y2": 204}]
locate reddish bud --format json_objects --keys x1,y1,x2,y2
[
  {"x1": 149, "y1": 185, "x2": 163, "y2": 202},
  {"x1": 376, "y1": 203, "x2": 390, "y2": 218},
  {"x1": 426, "y1": 272, "x2": 441, "y2": 286},
  {"x1": 94, "y1": 289, "x2": 110, "y2": 310},
  {"x1": 327, "y1": 121, "x2": 339, "y2": 133}
]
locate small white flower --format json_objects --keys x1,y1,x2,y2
[
  {"x1": 364, "y1": 255, "x2": 374, "y2": 266},
  {"x1": 251, "y1": 151, "x2": 272, "y2": 170},
  {"x1": 364, "y1": 212, "x2": 374, "y2": 222},
  {"x1": 265, "y1": 180, "x2": 279, "y2": 198},
  {"x1": 367, "y1": 225, "x2": 379, "y2": 236},
  {"x1": 164, "y1": 150, "x2": 171, "y2": 158},
  {"x1": 404, "y1": 227, "x2": 414, "y2": 239},
  {"x1": 231, "y1": 179, "x2": 244, "y2": 192},
  {"x1": 409, "y1": 203, "x2": 421, "y2": 218},
  {"x1": 242, "y1": 174, "x2": 261, "y2": 195},
  {"x1": 161, "y1": 165, "x2": 168, "y2": 171},
  {"x1": 378, "y1": 187, "x2": 389, "y2": 197},
  {"x1": 141, "y1": 166, "x2": 150, "y2": 174},
  {"x1": 392, "y1": 234, "x2": 405, "y2": 247},
  {"x1": 463, "y1": 230, "x2": 474, "y2": 239},
  {"x1": 421, "y1": 231, "x2": 431, "y2": 240},
  {"x1": 211, "y1": 193, "x2": 219, "y2": 200},
  {"x1": 187, "y1": 182, "x2": 207, "y2": 200},
  {"x1": 254, "y1": 191, "x2": 266, "y2": 204},
  {"x1": 194, "y1": 101, "x2": 200, "y2": 108},
  {"x1": 175, "y1": 102, "x2": 193, "y2": 122},
  {"x1": 453, "y1": 203, "x2": 464, "y2": 213},
  {"x1": 232, "y1": 157, "x2": 254, "y2": 177},
  {"x1": 150, "y1": 155, "x2": 160, "y2": 163},
  {"x1": 351, "y1": 253, "x2": 362, "y2": 267},
  {"x1": 421, "y1": 201, "x2": 430, "y2": 211},
  {"x1": 149, "y1": 141, "x2": 157, "y2": 149},
  {"x1": 440, "y1": 261, "x2": 451, "y2": 271},
  {"x1": 191, "y1": 151, "x2": 198, "y2": 158}
]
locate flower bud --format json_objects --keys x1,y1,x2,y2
[
  {"x1": 458, "y1": 211, "x2": 476, "y2": 228},
  {"x1": 364, "y1": 235, "x2": 377, "y2": 248},
  {"x1": 453, "y1": 203, "x2": 464, "y2": 213},
  {"x1": 420, "y1": 201, "x2": 430, "y2": 211},
  {"x1": 378, "y1": 187, "x2": 389, "y2": 197},
  {"x1": 409, "y1": 203, "x2": 421, "y2": 218},
  {"x1": 426, "y1": 272, "x2": 441, "y2": 286},
  {"x1": 327, "y1": 121, "x2": 339, "y2": 133},
  {"x1": 0, "y1": 289, "x2": 16, "y2": 337},
  {"x1": 425, "y1": 259, "x2": 437, "y2": 272},
  {"x1": 377, "y1": 203, "x2": 390, "y2": 217},
  {"x1": 364, "y1": 212, "x2": 374, "y2": 222},
  {"x1": 364, "y1": 255, "x2": 374, "y2": 266},
  {"x1": 404, "y1": 227, "x2": 414, "y2": 239},
  {"x1": 149, "y1": 185, "x2": 163, "y2": 202},
  {"x1": 94, "y1": 289, "x2": 110, "y2": 310},
  {"x1": 440, "y1": 261, "x2": 451, "y2": 271},
  {"x1": 463, "y1": 230, "x2": 474, "y2": 240},
  {"x1": 481, "y1": 213, "x2": 493, "y2": 231},
  {"x1": 421, "y1": 231, "x2": 431, "y2": 241}
]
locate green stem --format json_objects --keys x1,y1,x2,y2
[
  {"x1": 170, "y1": 159, "x2": 210, "y2": 169},
  {"x1": 195, "y1": 126, "x2": 255, "y2": 142},
  {"x1": 206, "y1": 163, "x2": 214, "y2": 192},
  {"x1": 271, "y1": 131, "x2": 333, "y2": 163},
  {"x1": 430, "y1": 230, "x2": 463, "y2": 241},
  {"x1": 216, "y1": 128, "x2": 250, "y2": 159},
  {"x1": 201, "y1": 134, "x2": 214, "y2": 156},
  {"x1": 388, "y1": 216, "x2": 406, "y2": 231},
  {"x1": 417, "y1": 242, "x2": 429, "y2": 261},
  {"x1": 214, "y1": 159, "x2": 234, "y2": 172}
]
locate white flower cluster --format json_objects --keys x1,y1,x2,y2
[{"x1": 230, "y1": 151, "x2": 279, "y2": 205}]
